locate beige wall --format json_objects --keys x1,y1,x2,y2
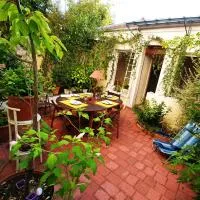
[
  {"x1": 106, "y1": 24, "x2": 200, "y2": 128},
  {"x1": 146, "y1": 92, "x2": 184, "y2": 131}
]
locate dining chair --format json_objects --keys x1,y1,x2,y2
[
  {"x1": 106, "y1": 91, "x2": 122, "y2": 138},
  {"x1": 50, "y1": 100, "x2": 63, "y2": 128},
  {"x1": 107, "y1": 91, "x2": 121, "y2": 100},
  {"x1": 38, "y1": 94, "x2": 51, "y2": 116}
]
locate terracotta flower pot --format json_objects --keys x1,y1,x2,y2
[
  {"x1": 7, "y1": 96, "x2": 34, "y2": 121},
  {"x1": 0, "y1": 125, "x2": 9, "y2": 143}
]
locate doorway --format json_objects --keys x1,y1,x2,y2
[{"x1": 135, "y1": 46, "x2": 165, "y2": 105}]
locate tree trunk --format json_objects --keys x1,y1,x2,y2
[
  {"x1": 16, "y1": 0, "x2": 38, "y2": 130},
  {"x1": 30, "y1": 35, "x2": 38, "y2": 131}
]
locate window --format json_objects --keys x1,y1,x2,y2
[{"x1": 114, "y1": 51, "x2": 131, "y2": 91}]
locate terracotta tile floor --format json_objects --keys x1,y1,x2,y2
[{"x1": 0, "y1": 107, "x2": 196, "y2": 200}]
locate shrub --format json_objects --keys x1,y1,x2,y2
[
  {"x1": 52, "y1": 65, "x2": 95, "y2": 90},
  {"x1": 0, "y1": 66, "x2": 45, "y2": 97},
  {"x1": 0, "y1": 110, "x2": 7, "y2": 126},
  {"x1": 168, "y1": 143, "x2": 200, "y2": 198},
  {"x1": 134, "y1": 100, "x2": 168, "y2": 130}
]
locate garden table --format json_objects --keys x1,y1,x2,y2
[{"x1": 56, "y1": 93, "x2": 121, "y2": 128}]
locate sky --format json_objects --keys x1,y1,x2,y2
[{"x1": 55, "y1": 0, "x2": 200, "y2": 24}]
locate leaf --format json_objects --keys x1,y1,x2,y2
[
  {"x1": 70, "y1": 164, "x2": 82, "y2": 177},
  {"x1": 19, "y1": 159, "x2": 29, "y2": 169},
  {"x1": 51, "y1": 35, "x2": 67, "y2": 51},
  {"x1": 57, "y1": 152, "x2": 69, "y2": 164},
  {"x1": 81, "y1": 113, "x2": 89, "y2": 120},
  {"x1": 57, "y1": 180, "x2": 71, "y2": 197},
  {"x1": 79, "y1": 183, "x2": 87, "y2": 192},
  {"x1": 72, "y1": 146, "x2": 83, "y2": 158},
  {"x1": 66, "y1": 111, "x2": 72, "y2": 115},
  {"x1": 63, "y1": 135, "x2": 73, "y2": 140},
  {"x1": 47, "y1": 153, "x2": 57, "y2": 169},
  {"x1": 87, "y1": 159, "x2": 97, "y2": 174},
  {"x1": 53, "y1": 167, "x2": 62, "y2": 177},
  {"x1": 93, "y1": 117, "x2": 100, "y2": 122},
  {"x1": 0, "y1": 38, "x2": 10, "y2": 45},
  {"x1": 104, "y1": 118, "x2": 112, "y2": 125},
  {"x1": 40, "y1": 171, "x2": 51, "y2": 184},
  {"x1": 47, "y1": 174, "x2": 57, "y2": 186},
  {"x1": 39, "y1": 131, "x2": 49, "y2": 142},
  {"x1": 51, "y1": 140, "x2": 69, "y2": 150},
  {"x1": 0, "y1": 1, "x2": 10, "y2": 21},
  {"x1": 18, "y1": 20, "x2": 29, "y2": 36}
]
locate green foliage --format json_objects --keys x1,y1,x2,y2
[
  {"x1": 168, "y1": 144, "x2": 200, "y2": 197},
  {"x1": 0, "y1": 66, "x2": 34, "y2": 96},
  {"x1": 40, "y1": 71, "x2": 56, "y2": 94},
  {"x1": 175, "y1": 60, "x2": 200, "y2": 123},
  {"x1": 134, "y1": 100, "x2": 168, "y2": 130},
  {"x1": 0, "y1": 110, "x2": 7, "y2": 126},
  {"x1": 0, "y1": 0, "x2": 66, "y2": 59},
  {"x1": 11, "y1": 110, "x2": 112, "y2": 199},
  {"x1": 0, "y1": 44, "x2": 22, "y2": 69},
  {"x1": 0, "y1": 66, "x2": 45, "y2": 96},
  {"x1": 20, "y1": 0, "x2": 52, "y2": 14},
  {"x1": 52, "y1": 65, "x2": 95, "y2": 90},
  {"x1": 46, "y1": 0, "x2": 116, "y2": 88},
  {"x1": 162, "y1": 34, "x2": 199, "y2": 96}
]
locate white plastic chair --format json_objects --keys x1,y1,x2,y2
[{"x1": 6, "y1": 105, "x2": 42, "y2": 171}]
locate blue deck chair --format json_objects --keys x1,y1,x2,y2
[{"x1": 153, "y1": 122, "x2": 200, "y2": 155}]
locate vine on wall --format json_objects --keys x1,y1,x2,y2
[{"x1": 162, "y1": 35, "x2": 195, "y2": 96}]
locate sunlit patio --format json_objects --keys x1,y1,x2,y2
[{"x1": 0, "y1": 108, "x2": 195, "y2": 200}]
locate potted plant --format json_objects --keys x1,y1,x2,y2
[
  {"x1": 0, "y1": 109, "x2": 8, "y2": 143},
  {"x1": 0, "y1": 66, "x2": 39, "y2": 121}
]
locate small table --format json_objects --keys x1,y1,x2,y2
[{"x1": 56, "y1": 95, "x2": 120, "y2": 128}]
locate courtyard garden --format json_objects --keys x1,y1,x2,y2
[{"x1": 0, "y1": 0, "x2": 200, "y2": 199}]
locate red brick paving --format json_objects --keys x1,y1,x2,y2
[{"x1": 0, "y1": 107, "x2": 196, "y2": 199}]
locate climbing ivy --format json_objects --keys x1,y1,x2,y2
[{"x1": 162, "y1": 34, "x2": 195, "y2": 95}]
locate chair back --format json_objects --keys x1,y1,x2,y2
[
  {"x1": 107, "y1": 91, "x2": 121, "y2": 100},
  {"x1": 6, "y1": 105, "x2": 21, "y2": 141},
  {"x1": 172, "y1": 122, "x2": 198, "y2": 148}
]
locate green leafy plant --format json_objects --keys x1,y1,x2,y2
[
  {"x1": 11, "y1": 111, "x2": 112, "y2": 199},
  {"x1": 52, "y1": 65, "x2": 94, "y2": 91},
  {"x1": 0, "y1": 0, "x2": 66, "y2": 130},
  {"x1": 175, "y1": 61, "x2": 200, "y2": 123},
  {"x1": 168, "y1": 143, "x2": 200, "y2": 198},
  {"x1": 134, "y1": 100, "x2": 168, "y2": 131},
  {"x1": 0, "y1": 66, "x2": 34, "y2": 96},
  {"x1": 0, "y1": 110, "x2": 7, "y2": 127}
]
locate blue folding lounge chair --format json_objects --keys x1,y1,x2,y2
[{"x1": 153, "y1": 122, "x2": 200, "y2": 155}]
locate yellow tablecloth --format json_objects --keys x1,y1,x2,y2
[
  {"x1": 60, "y1": 100, "x2": 88, "y2": 109},
  {"x1": 95, "y1": 100, "x2": 119, "y2": 108}
]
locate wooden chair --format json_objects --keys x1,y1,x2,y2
[
  {"x1": 50, "y1": 100, "x2": 80, "y2": 135},
  {"x1": 106, "y1": 91, "x2": 122, "y2": 138},
  {"x1": 38, "y1": 94, "x2": 51, "y2": 116},
  {"x1": 107, "y1": 91, "x2": 121, "y2": 100},
  {"x1": 6, "y1": 105, "x2": 42, "y2": 171},
  {"x1": 51, "y1": 100, "x2": 64, "y2": 128}
]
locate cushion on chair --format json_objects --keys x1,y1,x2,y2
[
  {"x1": 153, "y1": 122, "x2": 200, "y2": 156},
  {"x1": 153, "y1": 139, "x2": 179, "y2": 150}
]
